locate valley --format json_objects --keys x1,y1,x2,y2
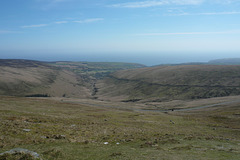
[
  {"x1": 0, "y1": 59, "x2": 240, "y2": 159},
  {"x1": 2, "y1": 0, "x2": 240, "y2": 159}
]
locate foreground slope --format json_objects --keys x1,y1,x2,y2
[
  {"x1": 96, "y1": 65, "x2": 240, "y2": 101},
  {"x1": 0, "y1": 96, "x2": 239, "y2": 159}
]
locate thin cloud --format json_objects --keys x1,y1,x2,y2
[
  {"x1": 135, "y1": 30, "x2": 240, "y2": 36},
  {"x1": 169, "y1": 11, "x2": 240, "y2": 16},
  {"x1": 55, "y1": 21, "x2": 68, "y2": 24},
  {"x1": 110, "y1": 0, "x2": 204, "y2": 8},
  {"x1": 198, "y1": 11, "x2": 240, "y2": 15},
  {"x1": 20, "y1": 18, "x2": 103, "y2": 29},
  {"x1": 213, "y1": 0, "x2": 240, "y2": 4},
  {"x1": 73, "y1": 18, "x2": 104, "y2": 23},
  {"x1": 21, "y1": 24, "x2": 48, "y2": 28},
  {"x1": 173, "y1": 0, "x2": 204, "y2": 5},
  {"x1": 110, "y1": 1, "x2": 167, "y2": 8}
]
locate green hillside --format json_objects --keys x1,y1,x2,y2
[
  {"x1": 0, "y1": 59, "x2": 145, "y2": 98},
  {"x1": 2, "y1": 59, "x2": 240, "y2": 102},
  {"x1": 0, "y1": 59, "x2": 92, "y2": 98},
  {"x1": 96, "y1": 65, "x2": 240, "y2": 102},
  {"x1": 1, "y1": 96, "x2": 240, "y2": 160}
]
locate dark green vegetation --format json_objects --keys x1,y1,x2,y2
[
  {"x1": 96, "y1": 65, "x2": 240, "y2": 102},
  {"x1": 0, "y1": 96, "x2": 240, "y2": 160},
  {"x1": 0, "y1": 152, "x2": 38, "y2": 160}
]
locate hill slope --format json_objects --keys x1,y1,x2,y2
[
  {"x1": 0, "y1": 59, "x2": 92, "y2": 98},
  {"x1": 96, "y1": 65, "x2": 240, "y2": 101},
  {"x1": 2, "y1": 59, "x2": 240, "y2": 101},
  {"x1": 0, "y1": 59, "x2": 145, "y2": 98}
]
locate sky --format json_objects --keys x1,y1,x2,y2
[{"x1": 1, "y1": 0, "x2": 240, "y2": 65}]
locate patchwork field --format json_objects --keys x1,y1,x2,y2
[{"x1": 0, "y1": 96, "x2": 239, "y2": 160}]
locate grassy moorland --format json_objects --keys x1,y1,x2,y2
[
  {"x1": 0, "y1": 59, "x2": 92, "y2": 98},
  {"x1": 0, "y1": 96, "x2": 239, "y2": 160},
  {"x1": 0, "y1": 60, "x2": 145, "y2": 99},
  {"x1": 1, "y1": 60, "x2": 240, "y2": 159},
  {"x1": 96, "y1": 65, "x2": 240, "y2": 102},
  {"x1": 2, "y1": 60, "x2": 240, "y2": 103}
]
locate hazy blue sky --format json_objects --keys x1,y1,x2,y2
[{"x1": 1, "y1": 0, "x2": 240, "y2": 65}]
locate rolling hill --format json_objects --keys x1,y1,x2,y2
[
  {"x1": 0, "y1": 59, "x2": 92, "y2": 98},
  {"x1": 0, "y1": 59, "x2": 145, "y2": 98},
  {"x1": 2, "y1": 59, "x2": 240, "y2": 102},
  {"x1": 1, "y1": 59, "x2": 240, "y2": 159},
  {"x1": 95, "y1": 65, "x2": 240, "y2": 102}
]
